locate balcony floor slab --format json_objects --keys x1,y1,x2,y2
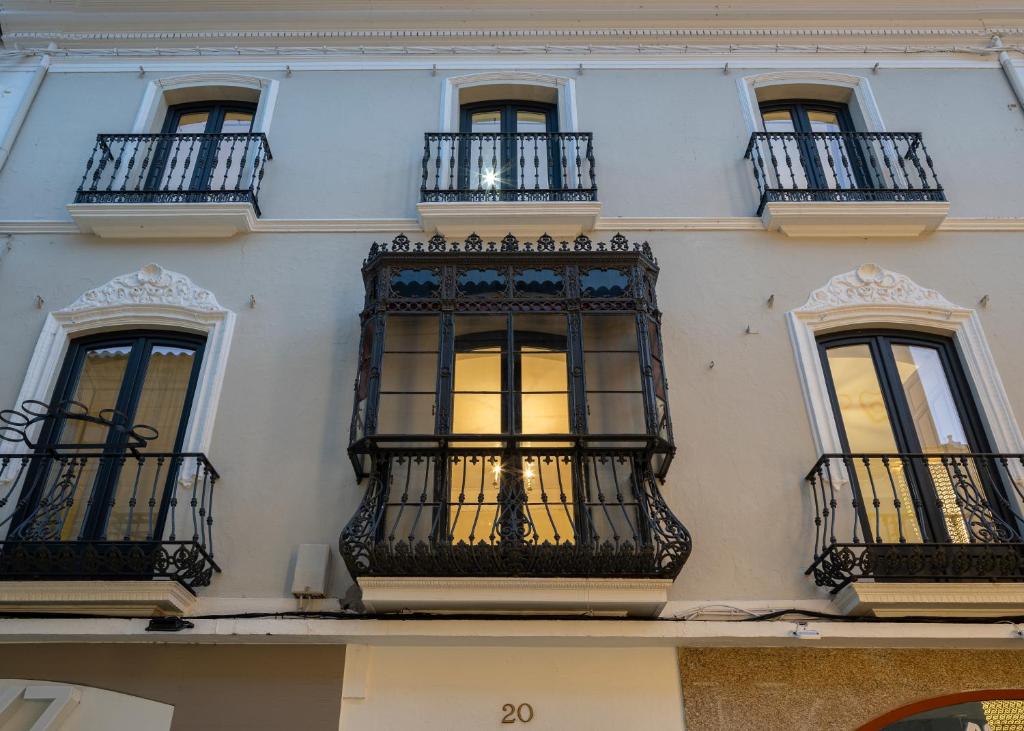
[
  {"x1": 833, "y1": 581, "x2": 1024, "y2": 618},
  {"x1": 68, "y1": 202, "x2": 258, "y2": 238},
  {"x1": 359, "y1": 576, "x2": 671, "y2": 617},
  {"x1": 761, "y1": 200, "x2": 950, "y2": 237},
  {"x1": 0, "y1": 580, "x2": 196, "y2": 617},
  {"x1": 416, "y1": 201, "x2": 602, "y2": 237}
]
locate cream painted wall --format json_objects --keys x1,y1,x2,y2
[
  {"x1": 0, "y1": 64, "x2": 1023, "y2": 219},
  {"x1": 340, "y1": 645, "x2": 685, "y2": 730},
  {"x1": 1, "y1": 228, "x2": 1022, "y2": 603}
]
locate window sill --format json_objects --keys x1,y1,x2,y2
[
  {"x1": 761, "y1": 200, "x2": 950, "y2": 237},
  {"x1": 67, "y1": 202, "x2": 258, "y2": 239},
  {"x1": 0, "y1": 580, "x2": 197, "y2": 617},
  {"x1": 833, "y1": 581, "x2": 1024, "y2": 618},
  {"x1": 416, "y1": 201, "x2": 602, "y2": 237},
  {"x1": 358, "y1": 576, "x2": 671, "y2": 617}
]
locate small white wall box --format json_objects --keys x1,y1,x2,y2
[{"x1": 291, "y1": 544, "x2": 331, "y2": 598}]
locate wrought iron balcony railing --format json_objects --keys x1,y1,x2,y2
[
  {"x1": 0, "y1": 401, "x2": 220, "y2": 588},
  {"x1": 340, "y1": 436, "x2": 690, "y2": 580},
  {"x1": 744, "y1": 132, "x2": 944, "y2": 215},
  {"x1": 74, "y1": 132, "x2": 272, "y2": 216},
  {"x1": 421, "y1": 132, "x2": 597, "y2": 202},
  {"x1": 805, "y1": 453, "x2": 1024, "y2": 592}
]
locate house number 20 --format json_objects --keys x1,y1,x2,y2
[{"x1": 501, "y1": 703, "x2": 534, "y2": 723}]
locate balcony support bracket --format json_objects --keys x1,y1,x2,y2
[{"x1": 834, "y1": 581, "x2": 1024, "y2": 618}]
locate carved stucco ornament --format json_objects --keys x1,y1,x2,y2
[
  {"x1": 797, "y1": 263, "x2": 957, "y2": 313},
  {"x1": 63, "y1": 264, "x2": 223, "y2": 313}
]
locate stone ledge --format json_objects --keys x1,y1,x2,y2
[
  {"x1": 0, "y1": 581, "x2": 197, "y2": 617},
  {"x1": 416, "y1": 201, "x2": 602, "y2": 237},
  {"x1": 761, "y1": 200, "x2": 950, "y2": 237},
  {"x1": 833, "y1": 581, "x2": 1024, "y2": 617},
  {"x1": 68, "y1": 202, "x2": 258, "y2": 239},
  {"x1": 359, "y1": 576, "x2": 671, "y2": 617}
]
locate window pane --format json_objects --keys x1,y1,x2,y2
[
  {"x1": 109, "y1": 345, "x2": 197, "y2": 541},
  {"x1": 61, "y1": 346, "x2": 131, "y2": 445},
  {"x1": 584, "y1": 352, "x2": 641, "y2": 391},
  {"x1": 454, "y1": 351, "x2": 501, "y2": 393},
  {"x1": 583, "y1": 315, "x2": 637, "y2": 351},
  {"x1": 377, "y1": 393, "x2": 435, "y2": 434},
  {"x1": 449, "y1": 455, "x2": 501, "y2": 544},
  {"x1": 173, "y1": 111, "x2": 210, "y2": 134},
  {"x1": 761, "y1": 109, "x2": 796, "y2": 133},
  {"x1": 807, "y1": 109, "x2": 842, "y2": 133},
  {"x1": 587, "y1": 392, "x2": 645, "y2": 434},
  {"x1": 521, "y1": 393, "x2": 569, "y2": 434},
  {"x1": 390, "y1": 269, "x2": 439, "y2": 298},
  {"x1": 580, "y1": 268, "x2": 629, "y2": 298},
  {"x1": 825, "y1": 344, "x2": 922, "y2": 543},
  {"x1": 456, "y1": 314, "x2": 506, "y2": 340},
  {"x1": 521, "y1": 351, "x2": 567, "y2": 392},
  {"x1": 521, "y1": 455, "x2": 575, "y2": 544},
  {"x1": 384, "y1": 315, "x2": 439, "y2": 352},
  {"x1": 515, "y1": 110, "x2": 547, "y2": 134},
  {"x1": 513, "y1": 313, "x2": 566, "y2": 344},
  {"x1": 514, "y1": 269, "x2": 563, "y2": 297},
  {"x1": 220, "y1": 110, "x2": 254, "y2": 133},
  {"x1": 380, "y1": 352, "x2": 438, "y2": 392},
  {"x1": 470, "y1": 110, "x2": 501, "y2": 134},
  {"x1": 453, "y1": 393, "x2": 502, "y2": 433},
  {"x1": 457, "y1": 268, "x2": 507, "y2": 297},
  {"x1": 891, "y1": 344, "x2": 969, "y2": 452}
]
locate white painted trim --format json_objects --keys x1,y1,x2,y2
[
  {"x1": 440, "y1": 71, "x2": 578, "y2": 133},
  {"x1": 787, "y1": 264, "x2": 1024, "y2": 459},
  {"x1": 0, "y1": 615, "x2": 1021, "y2": 648},
  {"x1": 0, "y1": 580, "x2": 197, "y2": 617},
  {"x1": 130, "y1": 72, "x2": 279, "y2": 135},
  {"x1": 834, "y1": 582, "x2": 1024, "y2": 617},
  {"x1": 417, "y1": 201, "x2": 601, "y2": 237},
  {"x1": 5, "y1": 216, "x2": 1024, "y2": 235},
  {"x1": 359, "y1": 576, "x2": 672, "y2": 617},
  {"x1": 761, "y1": 201, "x2": 949, "y2": 237},
  {"x1": 67, "y1": 202, "x2": 259, "y2": 238},
  {"x1": 737, "y1": 70, "x2": 887, "y2": 135},
  {"x1": 0, "y1": 265, "x2": 235, "y2": 525}
]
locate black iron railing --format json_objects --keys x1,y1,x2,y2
[
  {"x1": 74, "y1": 132, "x2": 272, "y2": 216},
  {"x1": 421, "y1": 132, "x2": 596, "y2": 202},
  {"x1": 0, "y1": 401, "x2": 220, "y2": 588},
  {"x1": 805, "y1": 453, "x2": 1024, "y2": 592},
  {"x1": 744, "y1": 132, "x2": 944, "y2": 215},
  {"x1": 341, "y1": 436, "x2": 689, "y2": 579}
]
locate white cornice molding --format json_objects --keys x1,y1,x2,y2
[
  {"x1": 3, "y1": 217, "x2": 1024, "y2": 234},
  {"x1": 795, "y1": 263, "x2": 957, "y2": 314},
  {"x1": 6, "y1": 27, "x2": 1024, "y2": 44}
]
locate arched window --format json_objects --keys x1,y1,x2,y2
[{"x1": 859, "y1": 691, "x2": 1024, "y2": 730}]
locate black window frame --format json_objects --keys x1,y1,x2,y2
[
  {"x1": 146, "y1": 100, "x2": 258, "y2": 193},
  {"x1": 758, "y1": 99, "x2": 874, "y2": 191},
  {"x1": 458, "y1": 100, "x2": 560, "y2": 192},
  {"x1": 817, "y1": 329, "x2": 1011, "y2": 542},
  {"x1": 11, "y1": 330, "x2": 206, "y2": 542}
]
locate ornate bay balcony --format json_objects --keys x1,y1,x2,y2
[
  {"x1": 0, "y1": 401, "x2": 220, "y2": 590},
  {"x1": 68, "y1": 132, "x2": 272, "y2": 238},
  {"x1": 417, "y1": 133, "x2": 600, "y2": 236},
  {"x1": 744, "y1": 132, "x2": 949, "y2": 236},
  {"x1": 806, "y1": 453, "x2": 1024, "y2": 604},
  {"x1": 342, "y1": 233, "x2": 687, "y2": 614}
]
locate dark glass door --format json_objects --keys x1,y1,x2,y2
[
  {"x1": 10, "y1": 332, "x2": 205, "y2": 542},
  {"x1": 458, "y1": 101, "x2": 558, "y2": 191},
  {"x1": 148, "y1": 101, "x2": 256, "y2": 192},
  {"x1": 760, "y1": 100, "x2": 866, "y2": 191},
  {"x1": 818, "y1": 331, "x2": 1000, "y2": 544}
]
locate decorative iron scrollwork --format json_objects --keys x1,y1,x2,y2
[{"x1": 0, "y1": 400, "x2": 158, "y2": 451}]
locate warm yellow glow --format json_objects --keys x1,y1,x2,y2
[{"x1": 982, "y1": 700, "x2": 1024, "y2": 730}]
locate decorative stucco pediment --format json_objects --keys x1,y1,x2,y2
[
  {"x1": 796, "y1": 263, "x2": 958, "y2": 313},
  {"x1": 62, "y1": 264, "x2": 224, "y2": 313}
]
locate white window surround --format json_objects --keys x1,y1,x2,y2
[
  {"x1": 736, "y1": 70, "x2": 886, "y2": 136},
  {"x1": 131, "y1": 72, "x2": 279, "y2": 135},
  {"x1": 439, "y1": 71, "x2": 579, "y2": 133},
  {"x1": 787, "y1": 263, "x2": 1024, "y2": 461},
  {"x1": 1, "y1": 263, "x2": 235, "y2": 471}
]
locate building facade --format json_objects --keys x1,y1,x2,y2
[{"x1": 0, "y1": 1, "x2": 1023, "y2": 729}]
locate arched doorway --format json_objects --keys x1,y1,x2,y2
[{"x1": 859, "y1": 690, "x2": 1024, "y2": 731}]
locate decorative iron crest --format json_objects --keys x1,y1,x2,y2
[
  {"x1": 365, "y1": 232, "x2": 655, "y2": 266},
  {"x1": 0, "y1": 400, "x2": 158, "y2": 451}
]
